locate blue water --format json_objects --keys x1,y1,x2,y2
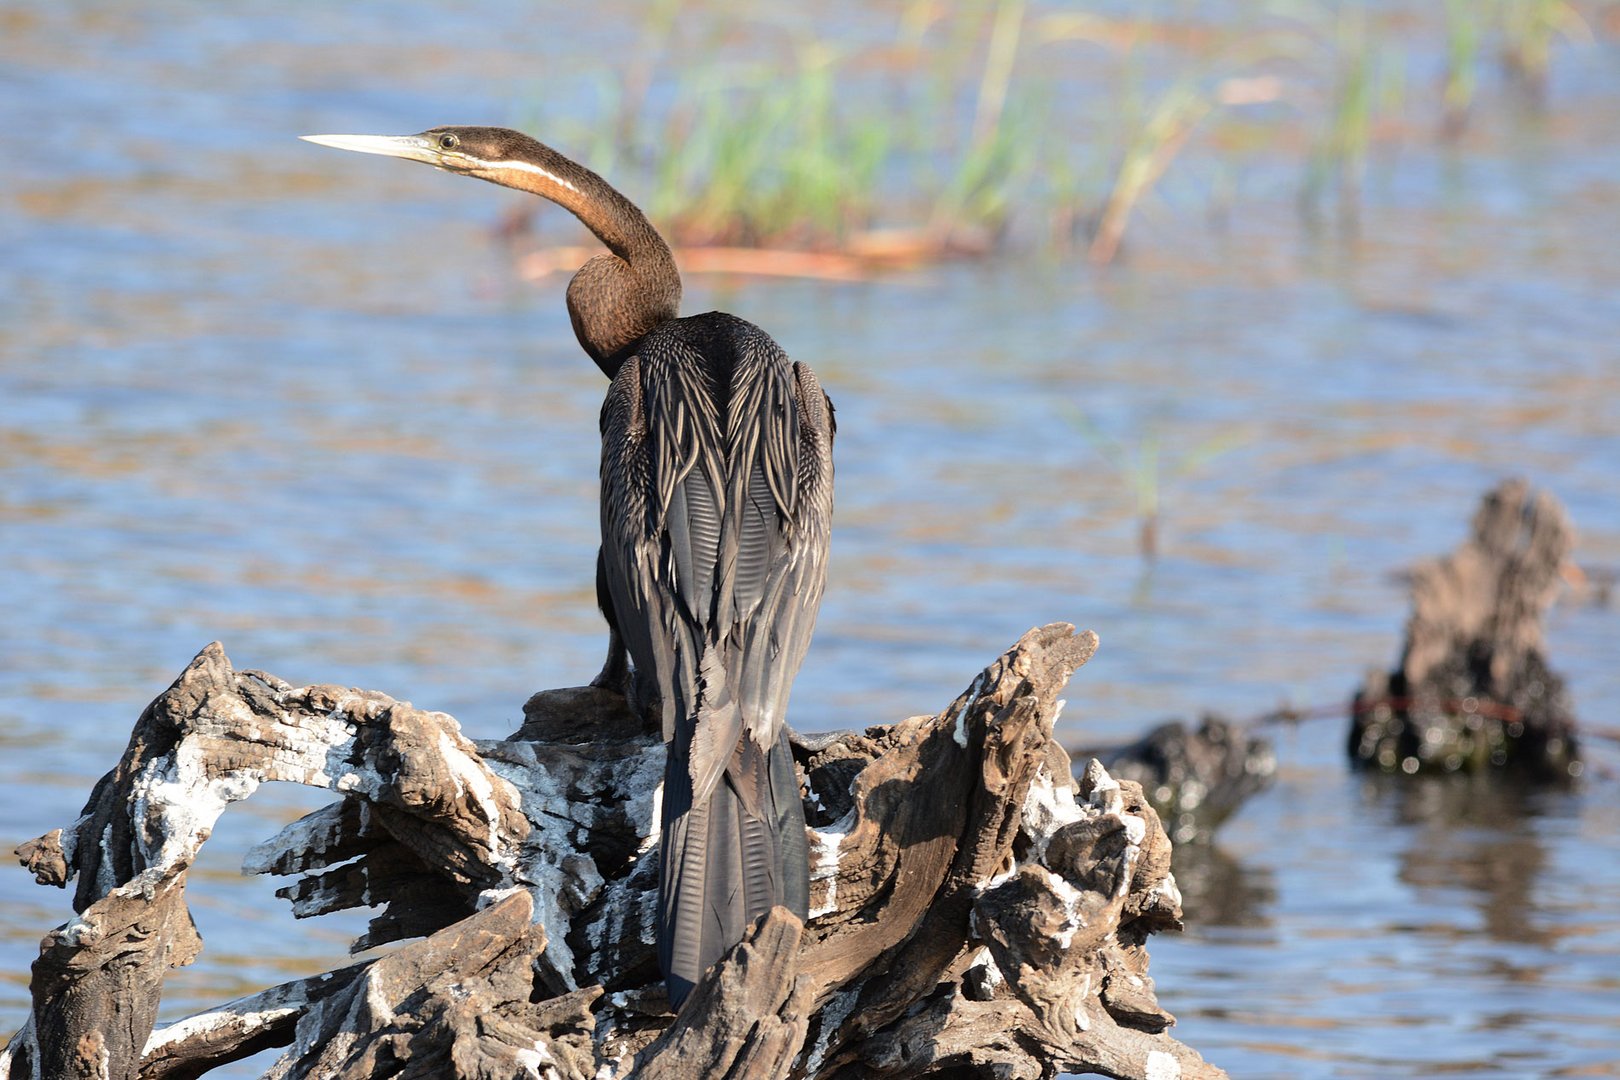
[{"x1": 3, "y1": 4, "x2": 1618, "y2": 1077}]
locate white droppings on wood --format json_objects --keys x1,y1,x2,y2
[
  {"x1": 361, "y1": 968, "x2": 398, "y2": 1027},
  {"x1": 512, "y1": 1038, "x2": 560, "y2": 1080},
  {"x1": 954, "y1": 673, "x2": 987, "y2": 748},
  {"x1": 1152, "y1": 871, "x2": 1184, "y2": 911},
  {"x1": 1021, "y1": 760, "x2": 1085, "y2": 862},
  {"x1": 563, "y1": 735, "x2": 670, "y2": 977},
  {"x1": 95, "y1": 821, "x2": 116, "y2": 898},
  {"x1": 627, "y1": 752, "x2": 665, "y2": 849},
  {"x1": 58, "y1": 816, "x2": 85, "y2": 872},
  {"x1": 1075, "y1": 758, "x2": 1146, "y2": 898},
  {"x1": 0, "y1": 1016, "x2": 40, "y2": 1080},
  {"x1": 486, "y1": 752, "x2": 581, "y2": 982},
  {"x1": 806, "y1": 806, "x2": 853, "y2": 918},
  {"x1": 244, "y1": 801, "x2": 355, "y2": 875},
  {"x1": 802, "y1": 987, "x2": 859, "y2": 1077},
  {"x1": 130, "y1": 752, "x2": 260, "y2": 872},
  {"x1": 1146, "y1": 1048, "x2": 1183, "y2": 1080},
  {"x1": 143, "y1": 998, "x2": 305, "y2": 1054},
  {"x1": 593, "y1": 1039, "x2": 632, "y2": 1080},
  {"x1": 977, "y1": 848, "x2": 1019, "y2": 894},
  {"x1": 968, "y1": 945, "x2": 1005, "y2": 991},
  {"x1": 478, "y1": 884, "x2": 525, "y2": 908},
  {"x1": 57, "y1": 914, "x2": 99, "y2": 949},
  {"x1": 1081, "y1": 758, "x2": 1121, "y2": 810},
  {"x1": 7, "y1": 631, "x2": 1218, "y2": 1080},
  {"x1": 434, "y1": 728, "x2": 519, "y2": 874},
  {"x1": 1042, "y1": 867, "x2": 1088, "y2": 950},
  {"x1": 482, "y1": 737, "x2": 668, "y2": 989}
]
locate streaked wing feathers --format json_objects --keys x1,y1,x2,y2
[{"x1": 598, "y1": 315, "x2": 833, "y2": 801}]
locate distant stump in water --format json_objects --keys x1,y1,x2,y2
[
  {"x1": 1087, "y1": 716, "x2": 1276, "y2": 845},
  {"x1": 1, "y1": 624, "x2": 1226, "y2": 1080},
  {"x1": 1350, "y1": 479, "x2": 1581, "y2": 777}
]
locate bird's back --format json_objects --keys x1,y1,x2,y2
[{"x1": 597, "y1": 311, "x2": 833, "y2": 1006}]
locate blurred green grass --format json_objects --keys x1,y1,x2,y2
[{"x1": 513, "y1": 0, "x2": 1616, "y2": 263}]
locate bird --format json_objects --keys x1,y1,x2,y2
[{"x1": 300, "y1": 126, "x2": 833, "y2": 1008}]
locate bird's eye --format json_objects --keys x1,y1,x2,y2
[{"x1": 438, "y1": 133, "x2": 459, "y2": 151}]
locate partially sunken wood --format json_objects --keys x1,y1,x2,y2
[
  {"x1": 2, "y1": 624, "x2": 1225, "y2": 1080},
  {"x1": 1351, "y1": 479, "x2": 1581, "y2": 775}
]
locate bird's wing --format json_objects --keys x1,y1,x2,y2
[
  {"x1": 720, "y1": 335, "x2": 836, "y2": 759},
  {"x1": 601, "y1": 324, "x2": 834, "y2": 806},
  {"x1": 602, "y1": 351, "x2": 692, "y2": 745},
  {"x1": 615, "y1": 324, "x2": 831, "y2": 1003},
  {"x1": 599, "y1": 341, "x2": 727, "y2": 748}
]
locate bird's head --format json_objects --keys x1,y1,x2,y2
[
  {"x1": 302, "y1": 123, "x2": 677, "y2": 369},
  {"x1": 301, "y1": 126, "x2": 580, "y2": 195}
]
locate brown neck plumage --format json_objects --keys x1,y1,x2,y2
[{"x1": 477, "y1": 147, "x2": 681, "y2": 376}]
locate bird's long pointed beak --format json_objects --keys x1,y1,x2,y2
[{"x1": 299, "y1": 133, "x2": 442, "y2": 166}]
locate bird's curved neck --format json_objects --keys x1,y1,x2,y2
[{"x1": 480, "y1": 150, "x2": 680, "y2": 374}]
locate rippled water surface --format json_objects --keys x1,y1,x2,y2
[{"x1": 3, "y1": 4, "x2": 1618, "y2": 1077}]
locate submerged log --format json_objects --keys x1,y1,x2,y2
[
  {"x1": 1350, "y1": 479, "x2": 1581, "y2": 776},
  {"x1": 3, "y1": 624, "x2": 1225, "y2": 1080},
  {"x1": 1090, "y1": 716, "x2": 1276, "y2": 845}
]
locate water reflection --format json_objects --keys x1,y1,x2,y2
[
  {"x1": 1361, "y1": 772, "x2": 1566, "y2": 948},
  {"x1": 1172, "y1": 841, "x2": 1276, "y2": 931},
  {"x1": 1159, "y1": 721, "x2": 1620, "y2": 1078}
]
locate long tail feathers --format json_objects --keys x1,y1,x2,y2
[{"x1": 659, "y1": 734, "x2": 807, "y2": 1008}]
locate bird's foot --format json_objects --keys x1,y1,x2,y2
[{"x1": 589, "y1": 649, "x2": 631, "y2": 698}]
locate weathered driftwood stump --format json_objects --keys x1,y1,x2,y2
[
  {"x1": 2, "y1": 624, "x2": 1225, "y2": 1079},
  {"x1": 1090, "y1": 717, "x2": 1276, "y2": 845},
  {"x1": 1351, "y1": 479, "x2": 1580, "y2": 776}
]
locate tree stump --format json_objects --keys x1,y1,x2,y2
[
  {"x1": 3, "y1": 624, "x2": 1226, "y2": 1079},
  {"x1": 1350, "y1": 479, "x2": 1581, "y2": 776}
]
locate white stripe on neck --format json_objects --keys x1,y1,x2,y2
[{"x1": 487, "y1": 159, "x2": 579, "y2": 192}]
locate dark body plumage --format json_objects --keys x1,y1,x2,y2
[
  {"x1": 300, "y1": 125, "x2": 833, "y2": 1009},
  {"x1": 601, "y1": 312, "x2": 832, "y2": 1004}
]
